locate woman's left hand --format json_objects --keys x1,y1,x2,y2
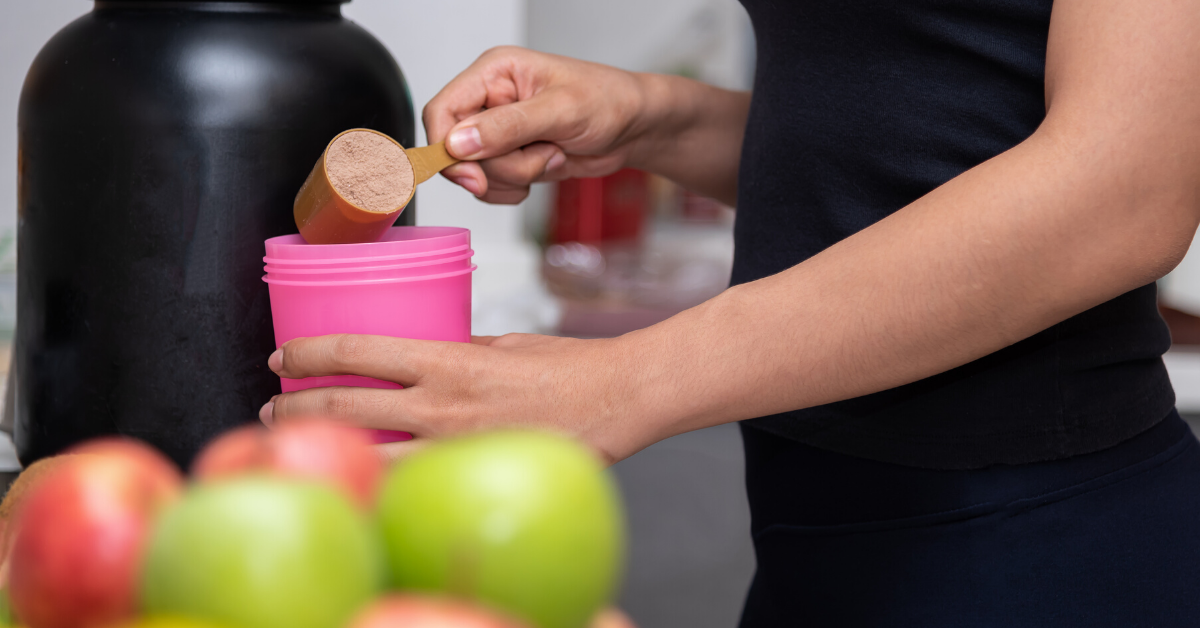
[{"x1": 259, "y1": 333, "x2": 647, "y2": 465}]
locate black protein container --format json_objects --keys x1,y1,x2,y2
[{"x1": 15, "y1": 0, "x2": 416, "y2": 467}]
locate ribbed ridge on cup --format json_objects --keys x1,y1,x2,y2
[
  {"x1": 264, "y1": 265, "x2": 476, "y2": 287},
  {"x1": 264, "y1": 251, "x2": 474, "y2": 282},
  {"x1": 262, "y1": 226, "x2": 475, "y2": 285},
  {"x1": 265, "y1": 226, "x2": 470, "y2": 261},
  {"x1": 262, "y1": 243, "x2": 471, "y2": 268}
]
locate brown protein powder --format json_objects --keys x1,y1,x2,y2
[{"x1": 324, "y1": 130, "x2": 414, "y2": 213}]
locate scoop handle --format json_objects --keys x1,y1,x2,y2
[{"x1": 405, "y1": 142, "x2": 460, "y2": 185}]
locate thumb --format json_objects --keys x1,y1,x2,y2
[{"x1": 445, "y1": 89, "x2": 575, "y2": 161}]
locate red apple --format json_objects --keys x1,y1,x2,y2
[
  {"x1": 0, "y1": 440, "x2": 181, "y2": 577},
  {"x1": 190, "y1": 425, "x2": 268, "y2": 476},
  {"x1": 346, "y1": 595, "x2": 526, "y2": 628},
  {"x1": 8, "y1": 439, "x2": 183, "y2": 628},
  {"x1": 0, "y1": 455, "x2": 86, "y2": 584},
  {"x1": 68, "y1": 438, "x2": 182, "y2": 478},
  {"x1": 347, "y1": 598, "x2": 637, "y2": 628},
  {"x1": 192, "y1": 420, "x2": 382, "y2": 508},
  {"x1": 589, "y1": 610, "x2": 637, "y2": 628}
]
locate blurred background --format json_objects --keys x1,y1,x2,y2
[{"x1": 4, "y1": 2, "x2": 1200, "y2": 627}]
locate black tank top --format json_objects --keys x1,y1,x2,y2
[{"x1": 733, "y1": 0, "x2": 1176, "y2": 468}]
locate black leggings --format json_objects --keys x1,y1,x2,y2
[{"x1": 739, "y1": 410, "x2": 1200, "y2": 627}]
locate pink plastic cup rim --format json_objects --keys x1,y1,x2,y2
[
  {"x1": 265, "y1": 226, "x2": 470, "y2": 261},
  {"x1": 263, "y1": 265, "x2": 476, "y2": 287},
  {"x1": 262, "y1": 243, "x2": 471, "y2": 267},
  {"x1": 264, "y1": 251, "x2": 474, "y2": 276}
]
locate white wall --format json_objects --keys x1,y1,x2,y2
[
  {"x1": 528, "y1": 0, "x2": 753, "y2": 89},
  {"x1": 0, "y1": 2, "x2": 91, "y2": 255}
]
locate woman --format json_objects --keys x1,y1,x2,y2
[{"x1": 261, "y1": 0, "x2": 1200, "y2": 624}]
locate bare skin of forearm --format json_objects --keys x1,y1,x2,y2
[
  {"x1": 626, "y1": 74, "x2": 750, "y2": 206},
  {"x1": 612, "y1": 120, "x2": 1198, "y2": 448}
]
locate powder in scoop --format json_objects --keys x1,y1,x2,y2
[{"x1": 325, "y1": 130, "x2": 414, "y2": 213}]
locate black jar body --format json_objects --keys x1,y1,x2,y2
[{"x1": 15, "y1": 1, "x2": 416, "y2": 467}]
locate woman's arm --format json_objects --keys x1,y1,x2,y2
[
  {"x1": 263, "y1": 0, "x2": 1200, "y2": 463},
  {"x1": 624, "y1": 73, "x2": 750, "y2": 205},
  {"x1": 423, "y1": 47, "x2": 750, "y2": 205}
]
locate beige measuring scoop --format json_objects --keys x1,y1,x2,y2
[{"x1": 293, "y1": 128, "x2": 459, "y2": 244}]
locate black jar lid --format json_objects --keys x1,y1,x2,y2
[
  {"x1": 97, "y1": 1, "x2": 352, "y2": 4},
  {"x1": 92, "y1": 1, "x2": 354, "y2": 16}
]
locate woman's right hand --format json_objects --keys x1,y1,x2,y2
[
  {"x1": 424, "y1": 46, "x2": 751, "y2": 206},
  {"x1": 424, "y1": 46, "x2": 654, "y2": 204}
]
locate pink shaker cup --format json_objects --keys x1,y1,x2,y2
[{"x1": 264, "y1": 227, "x2": 474, "y2": 444}]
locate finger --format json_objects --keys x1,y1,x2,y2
[
  {"x1": 259, "y1": 395, "x2": 278, "y2": 426},
  {"x1": 539, "y1": 152, "x2": 627, "y2": 182},
  {"x1": 374, "y1": 439, "x2": 433, "y2": 466},
  {"x1": 442, "y1": 140, "x2": 567, "y2": 199},
  {"x1": 471, "y1": 335, "x2": 501, "y2": 346},
  {"x1": 463, "y1": 150, "x2": 624, "y2": 197},
  {"x1": 423, "y1": 46, "x2": 524, "y2": 144},
  {"x1": 478, "y1": 142, "x2": 566, "y2": 189},
  {"x1": 440, "y1": 162, "x2": 487, "y2": 197},
  {"x1": 268, "y1": 386, "x2": 423, "y2": 433},
  {"x1": 445, "y1": 87, "x2": 582, "y2": 161},
  {"x1": 271, "y1": 334, "x2": 460, "y2": 383},
  {"x1": 477, "y1": 186, "x2": 532, "y2": 205},
  {"x1": 463, "y1": 174, "x2": 532, "y2": 204}
]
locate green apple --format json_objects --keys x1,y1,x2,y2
[
  {"x1": 0, "y1": 588, "x2": 12, "y2": 627},
  {"x1": 141, "y1": 477, "x2": 384, "y2": 628},
  {"x1": 376, "y1": 431, "x2": 625, "y2": 628}
]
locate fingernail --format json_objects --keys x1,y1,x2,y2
[
  {"x1": 447, "y1": 127, "x2": 482, "y2": 159},
  {"x1": 545, "y1": 151, "x2": 566, "y2": 173},
  {"x1": 259, "y1": 399, "x2": 276, "y2": 426},
  {"x1": 452, "y1": 176, "x2": 482, "y2": 196},
  {"x1": 268, "y1": 349, "x2": 283, "y2": 373}
]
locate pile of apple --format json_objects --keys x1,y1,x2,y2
[{"x1": 0, "y1": 421, "x2": 627, "y2": 628}]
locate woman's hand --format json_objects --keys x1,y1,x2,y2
[
  {"x1": 425, "y1": 46, "x2": 749, "y2": 205},
  {"x1": 426, "y1": 47, "x2": 645, "y2": 204},
  {"x1": 259, "y1": 333, "x2": 653, "y2": 465}
]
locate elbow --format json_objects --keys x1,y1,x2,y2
[
  {"x1": 1035, "y1": 100, "x2": 1200, "y2": 283},
  {"x1": 1039, "y1": 124, "x2": 1200, "y2": 285},
  {"x1": 1148, "y1": 216, "x2": 1198, "y2": 280},
  {"x1": 1126, "y1": 149, "x2": 1200, "y2": 280},
  {"x1": 1120, "y1": 192, "x2": 1200, "y2": 284}
]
